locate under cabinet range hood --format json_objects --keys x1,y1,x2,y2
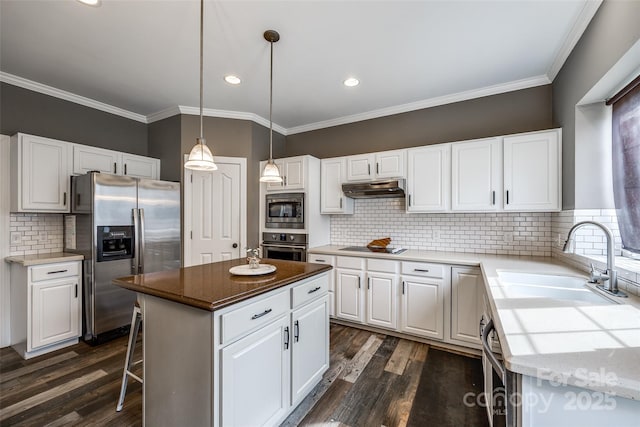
[{"x1": 342, "y1": 179, "x2": 406, "y2": 199}]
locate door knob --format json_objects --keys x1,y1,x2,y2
[{"x1": 232, "y1": 243, "x2": 238, "y2": 248}]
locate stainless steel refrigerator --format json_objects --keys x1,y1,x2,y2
[{"x1": 65, "y1": 172, "x2": 180, "y2": 343}]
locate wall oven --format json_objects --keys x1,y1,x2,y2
[
  {"x1": 265, "y1": 192, "x2": 304, "y2": 229},
  {"x1": 262, "y1": 233, "x2": 307, "y2": 262}
]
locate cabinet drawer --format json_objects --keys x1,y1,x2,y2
[
  {"x1": 367, "y1": 258, "x2": 399, "y2": 273},
  {"x1": 308, "y1": 254, "x2": 335, "y2": 266},
  {"x1": 292, "y1": 274, "x2": 328, "y2": 308},
  {"x1": 30, "y1": 262, "x2": 79, "y2": 282},
  {"x1": 221, "y1": 290, "x2": 289, "y2": 345},
  {"x1": 401, "y1": 261, "x2": 444, "y2": 278},
  {"x1": 337, "y1": 256, "x2": 364, "y2": 270}
]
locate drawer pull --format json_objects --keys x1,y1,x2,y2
[
  {"x1": 307, "y1": 286, "x2": 321, "y2": 294},
  {"x1": 48, "y1": 269, "x2": 68, "y2": 274},
  {"x1": 251, "y1": 308, "x2": 272, "y2": 320},
  {"x1": 315, "y1": 259, "x2": 326, "y2": 263},
  {"x1": 413, "y1": 268, "x2": 430, "y2": 273}
]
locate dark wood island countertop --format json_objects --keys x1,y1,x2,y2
[{"x1": 113, "y1": 258, "x2": 332, "y2": 311}]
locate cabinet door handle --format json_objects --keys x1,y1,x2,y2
[
  {"x1": 402, "y1": 281, "x2": 405, "y2": 295},
  {"x1": 124, "y1": 164, "x2": 128, "y2": 175},
  {"x1": 284, "y1": 176, "x2": 287, "y2": 186},
  {"x1": 506, "y1": 190, "x2": 509, "y2": 204},
  {"x1": 294, "y1": 320, "x2": 300, "y2": 342},
  {"x1": 339, "y1": 198, "x2": 343, "y2": 209},
  {"x1": 284, "y1": 326, "x2": 290, "y2": 349},
  {"x1": 414, "y1": 268, "x2": 430, "y2": 273},
  {"x1": 492, "y1": 191, "x2": 495, "y2": 205},
  {"x1": 367, "y1": 277, "x2": 371, "y2": 289},
  {"x1": 308, "y1": 286, "x2": 321, "y2": 294},
  {"x1": 63, "y1": 192, "x2": 67, "y2": 206},
  {"x1": 368, "y1": 163, "x2": 371, "y2": 175},
  {"x1": 376, "y1": 162, "x2": 379, "y2": 174},
  {"x1": 75, "y1": 284, "x2": 78, "y2": 298},
  {"x1": 114, "y1": 162, "x2": 117, "y2": 174},
  {"x1": 358, "y1": 277, "x2": 361, "y2": 289},
  {"x1": 48, "y1": 269, "x2": 68, "y2": 274},
  {"x1": 251, "y1": 308, "x2": 272, "y2": 320},
  {"x1": 77, "y1": 194, "x2": 81, "y2": 206},
  {"x1": 408, "y1": 194, "x2": 412, "y2": 207}
]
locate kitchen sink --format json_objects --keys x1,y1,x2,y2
[{"x1": 497, "y1": 271, "x2": 615, "y2": 304}]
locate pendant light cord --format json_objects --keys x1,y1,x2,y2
[
  {"x1": 199, "y1": 0, "x2": 204, "y2": 144},
  {"x1": 269, "y1": 38, "x2": 274, "y2": 162}
]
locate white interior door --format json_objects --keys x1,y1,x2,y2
[{"x1": 184, "y1": 157, "x2": 246, "y2": 267}]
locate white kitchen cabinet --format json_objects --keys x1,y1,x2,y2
[
  {"x1": 307, "y1": 254, "x2": 336, "y2": 317},
  {"x1": 73, "y1": 144, "x2": 121, "y2": 175},
  {"x1": 346, "y1": 149, "x2": 406, "y2": 181},
  {"x1": 10, "y1": 133, "x2": 71, "y2": 212},
  {"x1": 503, "y1": 129, "x2": 561, "y2": 211},
  {"x1": 10, "y1": 260, "x2": 82, "y2": 359},
  {"x1": 406, "y1": 144, "x2": 450, "y2": 212},
  {"x1": 121, "y1": 152, "x2": 160, "y2": 179},
  {"x1": 265, "y1": 156, "x2": 305, "y2": 191},
  {"x1": 335, "y1": 256, "x2": 365, "y2": 323},
  {"x1": 451, "y1": 138, "x2": 502, "y2": 211},
  {"x1": 221, "y1": 315, "x2": 290, "y2": 427},
  {"x1": 400, "y1": 261, "x2": 447, "y2": 340},
  {"x1": 450, "y1": 266, "x2": 484, "y2": 348},
  {"x1": 365, "y1": 258, "x2": 399, "y2": 330},
  {"x1": 291, "y1": 295, "x2": 329, "y2": 405},
  {"x1": 320, "y1": 158, "x2": 354, "y2": 214}
]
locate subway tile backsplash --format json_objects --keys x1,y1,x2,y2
[
  {"x1": 330, "y1": 198, "x2": 553, "y2": 256},
  {"x1": 9, "y1": 213, "x2": 64, "y2": 256}
]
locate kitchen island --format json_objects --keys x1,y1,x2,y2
[{"x1": 113, "y1": 258, "x2": 332, "y2": 427}]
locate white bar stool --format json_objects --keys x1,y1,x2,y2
[{"x1": 116, "y1": 301, "x2": 143, "y2": 412}]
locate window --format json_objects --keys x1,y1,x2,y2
[{"x1": 609, "y1": 75, "x2": 640, "y2": 255}]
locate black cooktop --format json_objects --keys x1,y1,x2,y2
[{"x1": 340, "y1": 246, "x2": 407, "y2": 254}]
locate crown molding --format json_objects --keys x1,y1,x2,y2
[
  {"x1": 546, "y1": 0, "x2": 603, "y2": 81},
  {"x1": 146, "y1": 106, "x2": 182, "y2": 123},
  {"x1": 0, "y1": 71, "x2": 148, "y2": 123},
  {"x1": 286, "y1": 75, "x2": 551, "y2": 135},
  {"x1": 176, "y1": 106, "x2": 288, "y2": 136}
]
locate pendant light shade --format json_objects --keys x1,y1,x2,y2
[
  {"x1": 185, "y1": 0, "x2": 217, "y2": 172},
  {"x1": 260, "y1": 30, "x2": 283, "y2": 183}
]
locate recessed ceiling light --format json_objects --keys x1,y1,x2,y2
[
  {"x1": 224, "y1": 75, "x2": 241, "y2": 85},
  {"x1": 344, "y1": 78, "x2": 359, "y2": 87},
  {"x1": 77, "y1": 0, "x2": 101, "y2": 6}
]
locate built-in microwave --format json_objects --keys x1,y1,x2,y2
[{"x1": 265, "y1": 192, "x2": 304, "y2": 229}]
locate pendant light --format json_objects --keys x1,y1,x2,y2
[
  {"x1": 185, "y1": 0, "x2": 217, "y2": 171},
  {"x1": 260, "y1": 30, "x2": 283, "y2": 183}
]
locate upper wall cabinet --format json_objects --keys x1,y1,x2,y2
[
  {"x1": 121, "y1": 153, "x2": 160, "y2": 179},
  {"x1": 265, "y1": 156, "x2": 305, "y2": 191},
  {"x1": 320, "y1": 158, "x2": 354, "y2": 214},
  {"x1": 11, "y1": 133, "x2": 72, "y2": 213},
  {"x1": 73, "y1": 145, "x2": 121, "y2": 175},
  {"x1": 451, "y1": 138, "x2": 502, "y2": 211},
  {"x1": 346, "y1": 149, "x2": 406, "y2": 182},
  {"x1": 503, "y1": 129, "x2": 561, "y2": 211},
  {"x1": 406, "y1": 144, "x2": 450, "y2": 212}
]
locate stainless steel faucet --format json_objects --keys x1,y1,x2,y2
[{"x1": 563, "y1": 221, "x2": 627, "y2": 297}]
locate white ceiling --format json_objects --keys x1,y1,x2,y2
[{"x1": 0, "y1": 0, "x2": 601, "y2": 134}]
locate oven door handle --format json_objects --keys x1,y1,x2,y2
[
  {"x1": 262, "y1": 244, "x2": 306, "y2": 250},
  {"x1": 482, "y1": 319, "x2": 505, "y2": 383}
]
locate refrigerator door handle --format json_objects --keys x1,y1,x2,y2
[
  {"x1": 132, "y1": 208, "x2": 140, "y2": 274},
  {"x1": 139, "y1": 208, "x2": 146, "y2": 274}
]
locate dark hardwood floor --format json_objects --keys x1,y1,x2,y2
[{"x1": 0, "y1": 324, "x2": 488, "y2": 426}]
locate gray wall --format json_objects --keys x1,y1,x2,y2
[
  {"x1": 0, "y1": 82, "x2": 148, "y2": 155},
  {"x1": 148, "y1": 115, "x2": 182, "y2": 182},
  {"x1": 552, "y1": 0, "x2": 640, "y2": 209},
  {"x1": 285, "y1": 85, "x2": 552, "y2": 158}
]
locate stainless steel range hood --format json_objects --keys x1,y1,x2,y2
[{"x1": 342, "y1": 179, "x2": 406, "y2": 199}]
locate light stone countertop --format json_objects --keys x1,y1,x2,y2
[
  {"x1": 309, "y1": 245, "x2": 640, "y2": 401},
  {"x1": 5, "y1": 252, "x2": 84, "y2": 266}
]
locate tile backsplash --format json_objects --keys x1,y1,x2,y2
[
  {"x1": 330, "y1": 198, "x2": 552, "y2": 256},
  {"x1": 9, "y1": 213, "x2": 64, "y2": 256}
]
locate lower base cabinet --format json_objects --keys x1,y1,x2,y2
[
  {"x1": 221, "y1": 316, "x2": 291, "y2": 427},
  {"x1": 450, "y1": 266, "x2": 485, "y2": 347},
  {"x1": 400, "y1": 276, "x2": 445, "y2": 339},
  {"x1": 336, "y1": 267, "x2": 365, "y2": 322}
]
